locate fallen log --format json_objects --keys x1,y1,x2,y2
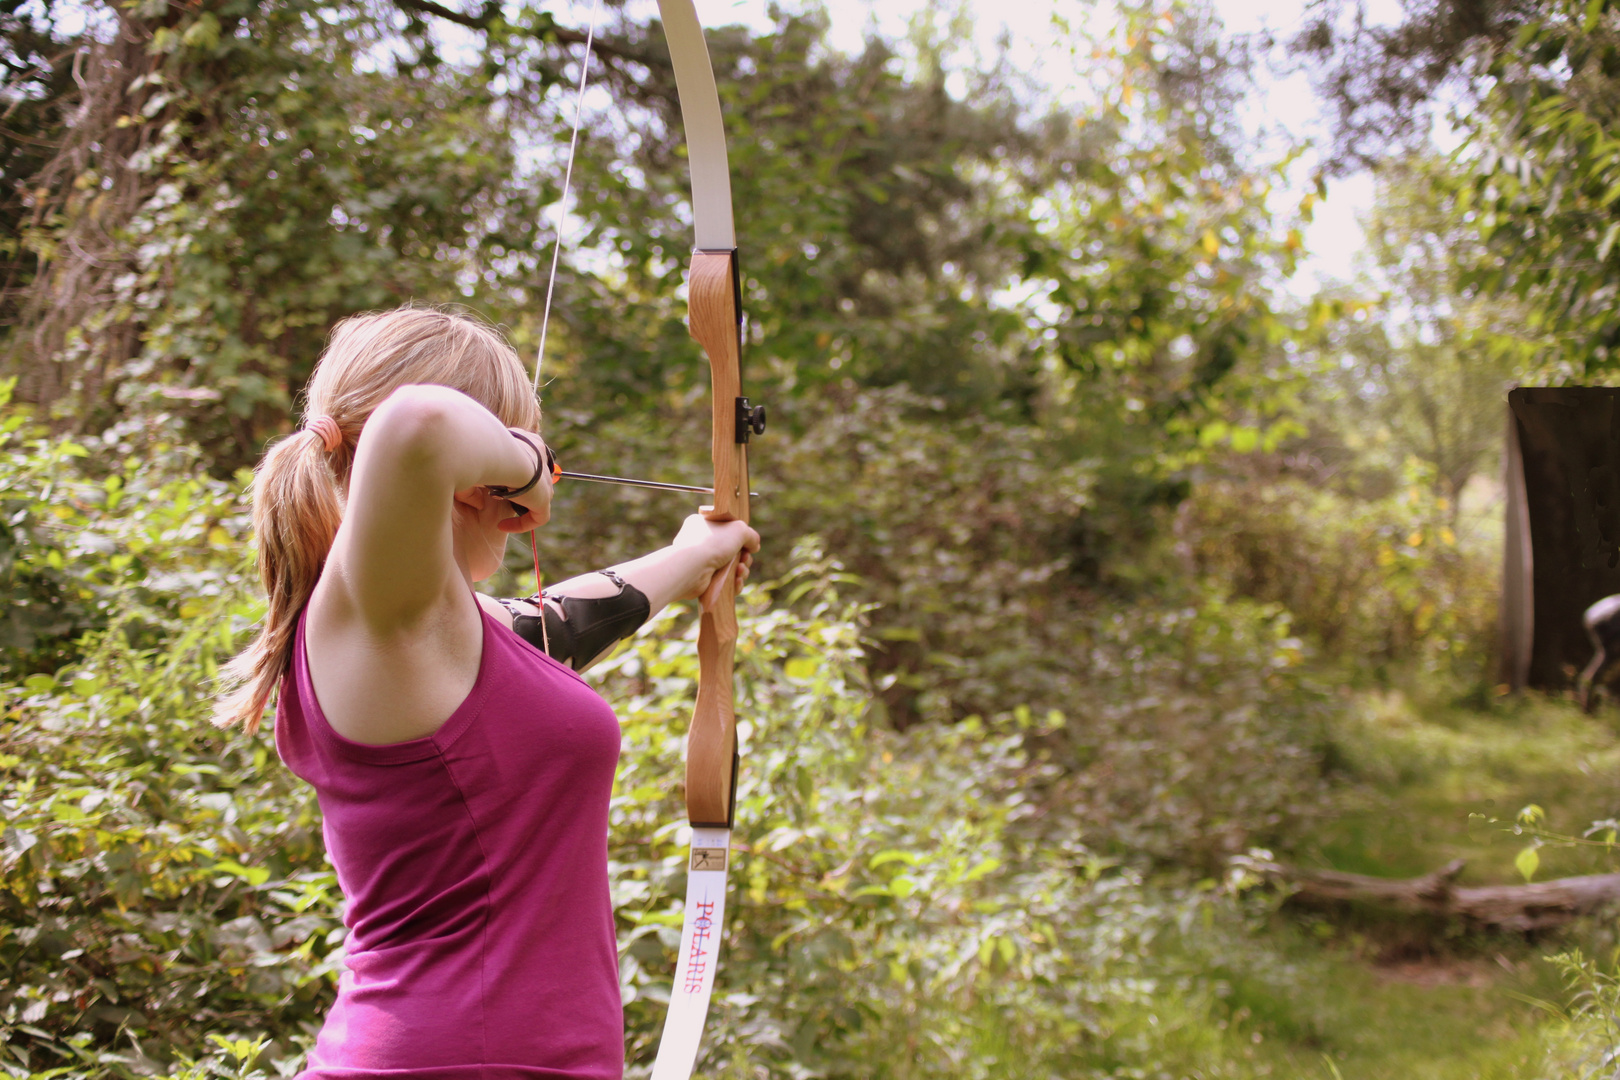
[{"x1": 1238, "y1": 855, "x2": 1620, "y2": 933}]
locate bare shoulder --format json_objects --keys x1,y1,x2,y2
[
  {"x1": 475, "y1": 592, "x2": 520, "y2": 626},
  {"x1": 304, "y1": 575, "x2": 485, "y2": 746}
]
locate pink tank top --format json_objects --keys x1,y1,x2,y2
[{"x1": 276, "y1": 603, "x2": 624, "y2": 1079}]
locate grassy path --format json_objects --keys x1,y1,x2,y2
[
  {"x1": 1314, "y1": 690, "x2": 1620, "y2": 884},
  {"x1": 1212, "y1": 688, "x2": 1620, "y2": 1078}
]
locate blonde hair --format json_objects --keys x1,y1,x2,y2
[{"x1": 215, "y1": 306, "x2": 540, "y2": 731}]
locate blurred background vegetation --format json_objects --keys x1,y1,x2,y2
[{"x1": 7, "y1": 0, "x2": 1620, "y2": 1075}]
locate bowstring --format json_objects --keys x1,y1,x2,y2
[
  {"x1": 534, "y1": 0, "x2": 603, "y2": 394},
  {"x1": 532, "y1": 0, "x2": 603, "y2": 602}
]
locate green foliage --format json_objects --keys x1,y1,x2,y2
[
  {"x1": 0, "y1": 409, "x2": 335, "y2": 1075},
  {"x1": 1464, "y1": 0, "x2": 1620, "y2": 375},
  {"x1": 1180, "y1": 159, "x2": 1508, "y2": 687},
  {"x1": 607, "y1": 547, "x2": 1152, "y2": 1078},
  {"x1": 0, "y1": 386, "x2": 252, "y2": 677},
  {"x1": 88, "y1": 0, "x2": 544, "y2": 440},
  {"x1": 527, "y1": 382, "x2": 1330, "y2": 873},
  {"x1": 1029, "y1": 6, "x2": 1300, "y2": 405},
  {"x1": 555, "y1": 385, "x2": 1329, "y2": 868},
  {"x1": 0, "y1": 392, "x2": 1342, "y2": 1078},
  {"x1": 1310, "y1": 159, "x2": 1524, "y2": 503},
  {"x1": 1184, "y1": 463, "x2": 1499, "y2": 680},
  {"x1": 1044, "y1": 589, "x2": 1330, "y2": 866},
  {"x1": 752, "y1": 386, "x2": 1094, "y2": 727},
  {"x1": 1287, "y1": 0, "x2": 1620, "y2": 374},
  {"x1": 1539, "y1": 950, "x2": 1620, "y2": 1079}
]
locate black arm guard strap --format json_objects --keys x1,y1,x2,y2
[{"x1": 498, "y1": 570, "x2": 651, "y2": 671}]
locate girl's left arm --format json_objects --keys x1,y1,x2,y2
[
  {"x1": 559, "y1": 514, "x2": 759, "y2": 614},
  {"x1": 481, "y1": 515, "x2": 759, "y2": 671}
]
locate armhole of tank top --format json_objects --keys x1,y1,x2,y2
[{"x1": 293, "y1": 605, "x2": 492, "y2": 765}]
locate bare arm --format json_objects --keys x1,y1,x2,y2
[
  {"x1": 323, "y1": 384, "x2": 547, "y2": 630},
  {"x1": 479, "y1": 515, "x2": 759, "y2": 671},
  {"x1": 553, "y1": 515, "x2": 759, "y2": 614},
  {"x1": 303, "y1": 385, "x2": 549, "y2": 746}
]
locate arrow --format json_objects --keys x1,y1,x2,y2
[{"x1": 557, "y1": 470, "x2": 760, "y2": 498}]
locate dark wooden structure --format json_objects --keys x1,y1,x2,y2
[{"x1": 1501, "y1": 387, "x2": 1620, "y2": 690}]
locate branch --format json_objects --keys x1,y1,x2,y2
[
  {"x1": 1240, "y1": 855, "x2": 1620, "y2": 933},
  {"x1": 387, "y1": 0, "x2": 666, "y2": 69},
  {"x1": 390, "y1": 0, "x2": 498, "y2": 30}
]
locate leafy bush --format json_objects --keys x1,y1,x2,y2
[
  {"x1": 0, "y1": 383, "x2": 255, "y2": 678},
  {"x1": 1043, "y1": 592, "x2": 1329, "y2": 867},
  {"x1": 711, "y1": 388, "x2": 1330, "y2": 867},
  {"x1": 609, "y1": 545, "x2": 1157, "y2": 1078},
  {"x1": 1182, "y1": 461, "x2": 1499, "y2": 682},
  {"x1": 0, "y1": 405, "x2": 334, "y2": 1075},
  {"x1": 524, "y1": 386, "x2": 1334, "y2": 873},
  {"x1": 0, "y1": 398, "x2": 1335, "y2": 1079},
  {"x1": 1538, "y1": 951, "x2": 1620, "y2": 1080}
]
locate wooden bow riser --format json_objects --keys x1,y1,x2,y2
[{"x1": 685, "y1": 249, "x2": 747, "y2": 828}]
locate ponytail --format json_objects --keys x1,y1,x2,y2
[{"x1": 213, "y1": 426, "x2": 345, "y2": 731}]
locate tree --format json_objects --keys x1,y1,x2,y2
[
  {"x1": 1293, "y1": 0, "x2": 1620, "y2": 376},
  {"x1": 2, "y1": 0, "x2": 624, "y2": 444},
  {"x1": 1316, "y1": 157, "x2": 1521, "y2": 510},
  {"x1": 1292, "y1": 0, "x2": 1539, "y2": 171}
]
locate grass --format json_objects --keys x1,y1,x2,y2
[
  {"x1": 1206, "y1": 920, "x2": 1556, "y2": 1079},
  {"x1": 1313, "y1": 686, "x2": 1620, "y2": 884},
  {"x1": 1140, "y1": 682, "x2": 1620, "y2": 1079}
]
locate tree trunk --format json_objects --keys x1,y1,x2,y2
[
  {"x1": 1240, "y1": 855, "x2": 1620, "y2": 932},
  {"x1": 4, "y1": 3, "x2": 173, "y2": 422}
]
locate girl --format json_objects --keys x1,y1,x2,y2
[{"x1": 215, "y1": 307, "x2": 759, "y2": 1077}]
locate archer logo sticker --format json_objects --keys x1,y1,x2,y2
[{"x1": 690, "y1": 848, "x2": 728, "y2": 872}]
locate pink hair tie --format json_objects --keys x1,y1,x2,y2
[{"x1": 305, "y1": 415, "x2": 343, "y2": 453}]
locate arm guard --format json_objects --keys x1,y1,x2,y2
[{"x1": 498, "y1": 570, "x2": 651, "y2": 672}]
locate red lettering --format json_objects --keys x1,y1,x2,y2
[{"x1": 681, "y1": 901, "x2": 722, "y2": 993}]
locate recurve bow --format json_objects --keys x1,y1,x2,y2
[{"x1": 648, "y1": 4, "x2": 764, "y2": 1078}]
